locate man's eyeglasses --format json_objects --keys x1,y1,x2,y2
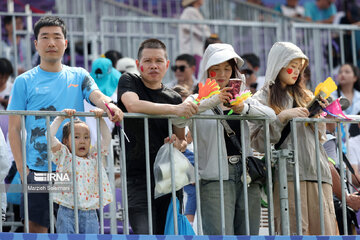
[{"x1": 171, "y1": 65, "x2": 187, "y2": 72}]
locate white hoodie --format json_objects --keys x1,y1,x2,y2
[
  {"x1": 175, "y1": 43, "x2": 276, "y2": 180},
  {"x1": 249, "y1": 42, "x2": 332, "y2": 184},
  {"x1": 264, "y1": 42, "x2": 308, "y2": 87},
  {"x1": 198, "y1": 43, "x2": 244, "y2": 85}
]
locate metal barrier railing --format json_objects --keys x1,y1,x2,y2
[
  {"x1": 0, "y1": 111, "x2": 113, "y2": 234},
  {"x1": 99, "y1": 16, "x2": 281, "y2": 82},
  {"x1": 1, "y1": 9, "x2": 359, "y2": 90},
  {"x1": 278, "y1": 116, "x2": 360, "y2": 235},
  {"x1": 0, "y1": 110, "x2": 274, "y2": 235},
  {"x1": 1, "y1": 110, "x2": 359, "y2": 235},
  {"x1": 66, "y1": 0, "x2": 304, "y2": 23},
  {"x1": 55, "y1": 0, "x2": 157, "y2": 39},
  {"x1": 98, "y1": 16, "x2": 360, "y2": 89},
  {"x1": 0, "y1": 12, "x2": 87, "y2": 77},
  {"x1": 51, "y1": 0, "x2": 305, "y2": 43},
  {"x1": 113, "y1": 112, "x2": 274, "y2": 235},
  {"x1": 291, "y1": 22, "x2": 360, "y2": 89}
]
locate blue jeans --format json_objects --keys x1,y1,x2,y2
[
  {"x1": 56, "y1": 205, "x2": 99, "y2": 234},
  {"x1": 200, "y1": 162, "x2": 261, "y2": 235},
  {"x1": 184, "y1": 184, "x2": 196, "y2": 215}
]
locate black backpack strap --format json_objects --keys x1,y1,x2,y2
[
  {"x1": 274, "y1": 122, "x2": 291, "y2": 150},
  {"x1": 274, "y1": 99, "x2": 297, "y2": 150},
  {"x1": 342, "y1": 152, "x2": 360, "y2": 186},
  {"x1": 211, "y1": 106, "x2": 243, "y2": 155}
]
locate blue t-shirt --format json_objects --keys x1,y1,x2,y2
[
  {"x1": 8, "y1": 65, "x2": 98, "y2": 171},
  {"x1": 304, "y1": 2, "x2": 336, "y2": 22}
]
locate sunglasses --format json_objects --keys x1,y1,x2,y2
[
  {"x1": 241, "y1": 69, "x2": 254, "y2": 78},
  {"x1": 171, "y1": 65, "x2": 187, "y2": 72}
]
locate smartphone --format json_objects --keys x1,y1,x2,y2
[
  {"x1": 227, "y1": 78, "x2": 242, "y2": 99},
  {"x1": 223, "y1": 78, "x2": 242, "y2": 107}
]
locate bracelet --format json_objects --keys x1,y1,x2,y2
[
  {"x1": 246, "y1": 103, "x2": 250, "y2": 115},
  {"x1": 108, "y1": 100, "x2": 116, "y2": 105}
]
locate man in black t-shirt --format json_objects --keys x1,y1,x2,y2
[{"x1": 117, "y1": 38, "x2": 198, "y2": 234}]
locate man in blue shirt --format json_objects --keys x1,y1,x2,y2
[
  {"x1": 8, "y1": 16, "x2": 123, "y2": 233},
  {"x1": 305, "y1": 0, "x2": 337, "y2": 24}
]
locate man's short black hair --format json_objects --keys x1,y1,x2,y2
[
  {"x1": 3, "y1": 16, "x2": 23, "y2": 26},
  {"x1": 204, "y1": 34, "x2": 222, "y2": 52},
  {"x1": 104, "y1": 50, "x2": 123, "y2": 68},
  {"x1": 137, "y1": 38, "x2": 167, "y2": 60},
  {"x1": 34, "y1": 16, "x2": 66, "y2": 40},
  {"x1": 0, "y1": 58, "x2": 13, "y2": 77},
  {"x1": 241, "y1": 53, "x2": 260, "y2": 68},
  {"x1": 175, "y1": 54, "x2": 196, "y2": 67}
]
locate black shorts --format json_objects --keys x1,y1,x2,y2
[{"x1": 20, "y1": 170, "x2": 58, "y2": 228}]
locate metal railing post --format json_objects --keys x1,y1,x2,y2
[
  {"x1": 192, "y1": 120, "x2": 203, "y2": 235},
  {"x1": 314, "y1": 123, "x2": 325, "y2": 234},
  {"x1": 216, "y1": 119, "x2": 226, "y2": 235},
  {"x1": 45, "y1": 116, "x2": 54, "y2": 233},
  {"x1": 70, "y1": 117, "x2": 79, "y2": 233},
  {"x1": 96, "y1": 117, "x2": 104, "y2": 234},
  {"x1": 21, "y1": 115, "x2": 29, "y2": 233},
  {"x1": 273, "y1": 149, "x2": 293, "y2": 235},
  {"x1": 337, "y1": 121, "x2": 348, "y2": 235},
  {"x1": 240, "y1": 120, "x2": 250, "y2": 235},
  {"x1": 291, "y1": 120, "x2": 302, "y2": 235},
  {"x1": 120, "y1": 118, "x2": 129, "y2": 234},
  {"x1": 144, "y1": 118, "x2": 153, "y2": 234},
  {"x1": 168, "y1": 119, "x2": 178, "y2": 235},
  {"x1": 264, "y1": 119, "x2": 275, "y2": 235}
]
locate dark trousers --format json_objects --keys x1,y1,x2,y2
[{"x1": 127, "y1": 177, "x2": 182, "y2": 234}]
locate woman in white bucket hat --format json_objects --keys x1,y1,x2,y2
[{"x1": 175, "y1": 43, "x2": 276, "y2": 235}]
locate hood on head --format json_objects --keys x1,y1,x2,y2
[
  {"x1": 264, "y1": 42, "x2": 308, "y2": 87},
  {"x1": 199, "y1": 43, "x2": 244, "y2": 84}
]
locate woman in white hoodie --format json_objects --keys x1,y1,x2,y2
[
  {"x1": 249, "y1": 42, "x2": 337, "y2": 235},
  {"x1": 177, "y1": 43, "x2": 276, "y2": 235}
]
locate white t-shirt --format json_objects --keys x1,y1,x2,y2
[
  {"x1": 280, "y1": 5, "x2": 305, "y2": 18},
  {"x1": 179, "y1": 7, "x2": 211, "y2": 56},
  {"x1": 84, "y1": 90, "x2": 116, "y2": 145}
]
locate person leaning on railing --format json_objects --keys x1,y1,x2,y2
[
  {"x1": 116, "y1": 38, "x2": 198, "y2": 234},
  {"x1": 7, "y1": 16, "x2": 123, "y2": 234},
  {"x1": 249, "y1": 42, "x2": 337, "y2": 235},
  {"x1": 175, "y1": 43, "x2": 276, "y2": 235}
]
